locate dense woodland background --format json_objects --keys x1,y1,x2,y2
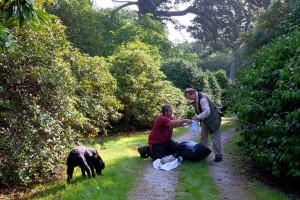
[{"x1": 0, "y1": 0, "x2": 299, "y2": 188}]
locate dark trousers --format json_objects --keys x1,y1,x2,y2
[{"x1": 150, "y1": 140, "x2": 180, "y2": 160}]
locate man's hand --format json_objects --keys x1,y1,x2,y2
[
  {"x1": 191, "y1": 115, "x2": 198, "y2": 120},
  {"x1": 183, "y1": 119, "x2": 192, "y2": 126}
]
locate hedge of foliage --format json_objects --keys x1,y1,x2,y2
[
  {"x1": 230, "y1": 30, "x2": 300, "y2": 179},
  {"x1": 0, "y1": 17, "x2": 122, "y2": 186}
]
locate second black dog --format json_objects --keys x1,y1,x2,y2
[{"x1": 67, "y1": 146, "x2": 105, "y2": 183}]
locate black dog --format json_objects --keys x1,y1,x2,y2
[{"x1": 67, "y1": 146, "x2": 105, "y2": 183}]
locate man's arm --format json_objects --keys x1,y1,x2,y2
[
  {"x1": 192, "y1": 98, "x2": 211, "y2": 120},
  {"x1": 167, "y1": 119, "x2": 192, "y2": 127}
]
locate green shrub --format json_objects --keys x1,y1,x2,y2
[
  {"x1": 109, "y1": 40, "x2": 188, "y2": 129},
  {"x1": 0, "y1": 18, "x2": 79, "y2": 186},
  {"x1": 214, "y1": 69, "x2": 229, "y2": 112},
  {"x1": 161, "y1": 57, "x2": 206, "y2": 92},
  {"x1": 68, "y1": 51, "x2": 122, "y2": 136},
  {"x1": 214, "y1": 69, "x2": 229, "y2": 90},
  {"x1": 0, "y1": 16, "x2": 122, "y2": 186},
  {"x1": 206, "y1": 70, "x2": 222, "y2": 107},
  {"x1": 198, "y1": 52, "x2": 231, "y2": 75},
  {"x1": 240, "y1": 1, "x2": 300, "y2": 57},
  {"x1": 231, "y1": 31, "x2": 300, "y2": 179}
]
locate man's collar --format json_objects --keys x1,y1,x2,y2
[{"x1": 195, "y1": 91, "x2": 199, "y2": 102}]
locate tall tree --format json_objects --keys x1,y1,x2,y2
[
  {"x1": 45, "y1": 0, "x2": 104, "y2": 56},
  {"x1": 188, "y1": 0, "x2": 271, "y2": 81},
  {"x1": 114, "y1": 0, "x2": 271, "y2": 81}
]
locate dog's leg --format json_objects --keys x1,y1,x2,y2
[
  {"x1": 77, "y1": 156, "x2": 91, "y2": 178},
  {"x1": 90, "y1": 165, "x2": 95, "y2": 178},
  {"x1": 67, "y1": 166, "x2": 74, "y2": 184},
  {"x1": 80, "y1": 164, "x2": 91, "y2": 178},
  {"x1": 67, "y1": 153, "x2": 74, "y2": 184},
  {"x1": 81, "y1": 168, "x2": 86, "y2": 177},
  {"x1": 81, "y1": 163, "x2": 91, "y2": 178}
]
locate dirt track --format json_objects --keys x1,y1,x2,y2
[{"x1": 128, "y1": 117, "x2": 256, "y2": 200}]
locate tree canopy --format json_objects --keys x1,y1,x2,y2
[
  {"x1": 113, "y1": 0, "x2": 271, "y2": 80},
  {"x1": 45, "y1": 1, "x2": 171, "y2": 57}
]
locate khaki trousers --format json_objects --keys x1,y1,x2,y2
[{"x1": 200, "y1": 121, "x2": 222, "y2": 157}]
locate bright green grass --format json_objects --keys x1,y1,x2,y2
[{"x1": 175, "y1": 161, "x2": 219, "y2": 200}]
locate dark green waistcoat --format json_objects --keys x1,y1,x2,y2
[{"x1": 195, "y1": 93, "x2": 223, "y2": 133}]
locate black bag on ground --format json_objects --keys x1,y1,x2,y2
[
  {"x1": 138, "y1": 146, "x2": 151, "y2": 158},
  {"x1": 178, "y1": 141, "x2": 212, "y2": 161}
]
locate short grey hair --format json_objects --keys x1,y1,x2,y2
[
  {"x1": 184, "y1": 88, "x2": 196, "y2": 96},
  {"x1": 161, "y1": 104, "x2": 171, "y2": 114}
]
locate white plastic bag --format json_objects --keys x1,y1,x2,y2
[
  {"x1": 188, "y1": 120, "x2": 199, "y2": 136},
  {"x1": 153, "y1": 158, "x2": 182, "y2": 171}
]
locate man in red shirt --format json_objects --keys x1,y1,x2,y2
[{"x1": 148, "y1": 104, "x2": 192, "y2": 160}]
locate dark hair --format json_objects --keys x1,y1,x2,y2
[
  {"x1": 161, "y1": 104, "x2": 171, "y2": 114},
  {"x1": 184, "y1": 88, "x2": 196, "y2": 96}
]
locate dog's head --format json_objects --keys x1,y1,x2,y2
[{"x1": 93, "y1": 152, "x2": 105, "y2": 175}]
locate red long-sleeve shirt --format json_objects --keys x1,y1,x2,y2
[{"x1": 148, "y1": 114, "x2": 173, "y2": 145}]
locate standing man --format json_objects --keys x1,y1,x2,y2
[
  {"x1": 148, "y1": 104, "x2": 192, "y2": 160},
  {"x1": 184, "y1": 88, "x2": 224, "y2": 162}
]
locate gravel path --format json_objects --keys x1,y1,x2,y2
[
  {"x1": 128, "y1": 117, "x2": 256, "y2": 200},
  {"x1": 127, "y1": 130, "x2": 198, "y2": 200},
  {"x1": 207, "y1": 124, "x2": 256, "y2": 200}
]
